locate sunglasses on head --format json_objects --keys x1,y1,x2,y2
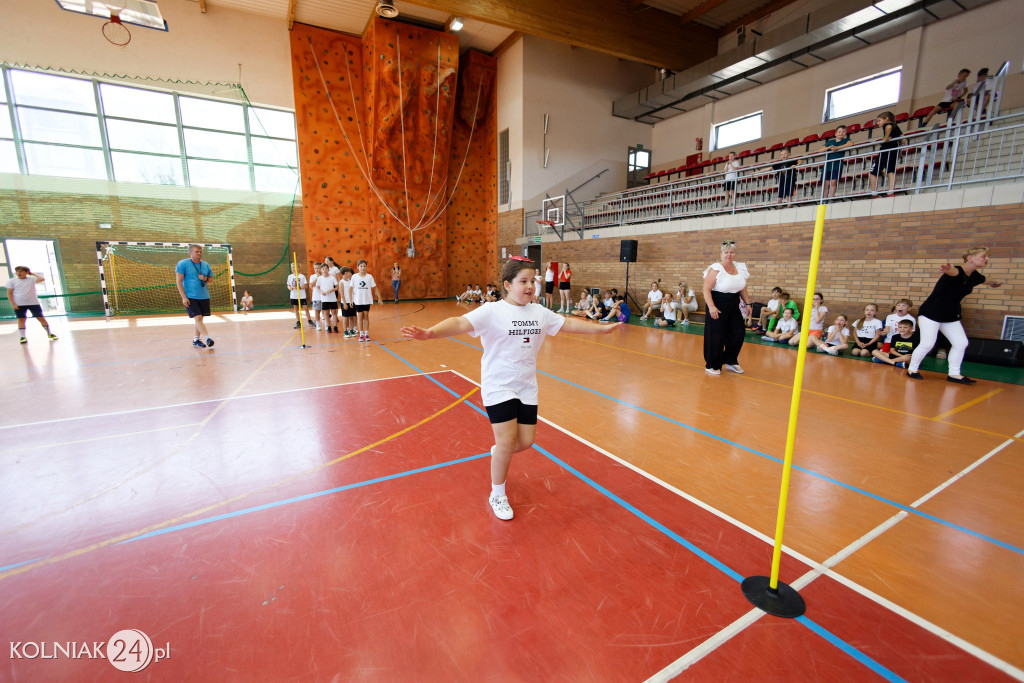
[{"x1": 721, "y1": 241, "x2": 735, "y2": 248}]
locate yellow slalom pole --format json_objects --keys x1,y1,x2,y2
[
  {"x1": 768, "y1": 202, "x2": 826, "y2": 589},
  {"x1": 741, "y1": 202, "x2": 826, "y2": 618},
  {"x1": 292, "y1": 252, "x2": 309, "y2": 349}
]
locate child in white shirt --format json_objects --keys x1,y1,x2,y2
[
  {"x1": 881, "y1": 298, "x2": 916, "y2": 345},
  {"x1": 350, "y1": 259, "x2": 383, "y2": 342},
  {"x1": 654, "y1": 292, "x2": 679, "y2": 327},
  {"x1": 810, "y1": 315, "x2": 851, "y2": 355},
  {"x1": 340, "y1": 267, "x2": 357, "y2": 337},
  {"x1": 316, "y1": 264, "x2": 339, "y2": 333},
  {"x1": 456, "y1": 284, "x2": 473, "y2": 303},
  {"x1": 851, "y1": 303, "x2": 885, "y2": 356},
  {"x1": 762, "y1": 307, "x2": 798, "y2": 343},
  {"x1": 401, "y1": 257, "x2": 620, "y2": 521},
  {"x1": 240, "y1": 290, "x2": 254, "y2": 312}
]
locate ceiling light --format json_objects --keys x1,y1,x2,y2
[
  {"x1": 447, "y1": 16, "x2": 464, "y2": 32},
  {"x1": 376, "y1": 0, "x2": 398, "y2": 18}
]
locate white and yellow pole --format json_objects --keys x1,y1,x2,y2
[
  {"x1": 741, "y1": 202, "x2": 827, "y2": 617},
  {"x1": 293, "y1": 252, "x2": 309, "y2": 349}
]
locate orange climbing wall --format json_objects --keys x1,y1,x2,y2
[
  {"x1": 446, "y1": 49, "x2": 497, "y2": 297},
  {"x1": 289, "y1": 24, "x2": 371, "y2": 273},
  {"x1": 291, "y1": 19, "x2": 494, "y2": 298}
]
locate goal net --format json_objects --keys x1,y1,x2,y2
[{"x1": 97, "y1": 241, "x2": 237, "y2": 316}]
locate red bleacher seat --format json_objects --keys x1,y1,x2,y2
[
  {"x1": 862, "y1": 118, "x2": 877, "y2": 129},
  {"x1": 801, "y1": 134, "x2": 819, "y2": 144},
  {"x1": 846, "y1": 123, "x2": 861, "y2": 134},
  {"x1": 752, "y1": 146, "x2": 766, "y2": 155},
  {"x1": 820, "y1": 129, "x2": 836, "y2": 140},
  {"x1": 710, "y1": 156, "x2": 724, "y2": 165},
  {"x1": 894, "y1": 112, "x2": 909, "y2": 124},
  {"x1": 912, "y1": 106, "x2": 934, "y2": 119},
  {"x1": 738, "y1": 149, "x2": 751, "y2": 158},
  {"x1": 768, "y1": 142, "x2": 784, "y2": 152},
  {"x1": 643, "y1": 172, "x2": 656, "y2": 180},
  {"x1": 784, "y1": 138, "x2": 800, "y2": 148}
]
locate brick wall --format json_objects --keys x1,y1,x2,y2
[
  {"x1": 497, "y1": 208, "x2": 524, "y2": 277},
  {"x1": 540, "y1": 204, "x2": 1024, "y2": 338},
  {"x1": 0, "y1": 184, "x2": 303, "y2": 315}
]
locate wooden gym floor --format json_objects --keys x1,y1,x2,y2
[{"x1": 1, "y1": 301, "x2": 1022, "y2": 681}]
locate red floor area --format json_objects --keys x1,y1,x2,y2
[{"x1": 0, "y1": 372, "x2": 1012, "y2": 680}]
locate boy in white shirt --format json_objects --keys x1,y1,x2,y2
[
  {"x1": 350, "y1": 259, "x2": 383, "y2": 342},
  {"x1": 762, "y1": 307, "x2": 797, "y2": 343},
  {"x1": 401, "y1": 257, "x2": 620, "y2": 521},
  {"x1": 752, "y1": 286, "x2": 782, "y2": 334},
  {"x1": 881, "y1": 298, "x2": 916, "y2": 345},
  {"x1": 309, "y1": 262, "x2": 323, "y2": 330},
  {"x1": 315, "y1": 264, "x2": 340, "y2": 333},
  {"x1": 654, "y1": 292, "x2": 679, "y2": 327},
  {"x1": 6, "y1": 266, "x2": 57, "y2": 344},
  {"x1": 456, "y1": 284, "x2": 472, "y2": 302},
  {"x1": 287, "y1": 264, "x2": 314, "y2": 330},
  {"x1": 340, "y1": 267, "x2": 357, "y2": 337}
]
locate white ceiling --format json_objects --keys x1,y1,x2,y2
[{"x1": 203, "y1": 0, "x2": 516, "y2": 53}]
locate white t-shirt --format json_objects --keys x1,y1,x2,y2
[
  {"x1": 544, "y1": 268, "x2": 554, "y2": 283},
  {"x1": 883, "y1": 313, "x2": 915, "y2": 342},
  {"x1": 287, "y1": 273, "x2": 307, "y2": 300},
  {"x1": 765, "y1": 298, "x2": 780, "y2": 314},
  {"x1": 328, "y1": 265, "x2": 341, "y2": 277},
  {"x1": 473, "y1": 287, "x2": 483, "y2": 298},
  {"x1": 463, "y1": 300, "x2": 565, "y2": 406},
  {"x1": 808, "y1": 305, "x2": 828, "y2": 331},
  {"x1": 776, "y1": 317, "x2": 798, "y2": 335},
  {"x1": 704, "y1": 262, "x2": 749, "y2": 294},
  {"x1": 350, "y1": 273, "x2": 377, "y2": 305},
  {"x1": 662, "y1": 300, "x2": 680, "y2": 321},
  {"x1": 340, "y1": 277, "x2": 353, "y2": 304},
  {"x1": 824, "y1": 325, "x2": 850, "y2": 346},
  {"x1": 310, "y1": 273, "x2": 321, "y2": 302},
  {"x1": 647, "y1": 289, "x2": 664, "y2": 305},
  {"x1": 5, "y1": 275, "x2": 42, "y2": 306},
  {"x1": 317, "y1": 275, "x2": 339, "y2": 302},
  {"x1": 603, "y1": 297, "x2": 614, "y2": 308},
  {"x1": 677, "y1": 288, "x2": 697, "y2": 311},
  {"x1": 854, "y1": 317, "x2": 885, "y2": 340},
  {"x1": 725, "y1": 160, "x2": 741, "y2": 181}
]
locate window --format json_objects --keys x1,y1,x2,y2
[
  {"x1": 824, "y1": 68, "x2": 901, "y2": 122},
  {"x1": 713, "y1": 112, "x2": 761, "y2": 150},
  {"x1": 0, "y1": 67, "x2": 299, "y2": 192},
  {"x1": 498, "y1": 128, "x2": 509, "y2": 205}
]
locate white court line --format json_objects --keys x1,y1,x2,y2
[
  {"x1": 0, "y1": 371, "x2": 447, "y2": 430},
  {"x1": 440, "y1": 372, "x2": 1024, "y2": 680},
  {"x1": 649, "y1": 431, "x2": 1024, "y2": 681}
]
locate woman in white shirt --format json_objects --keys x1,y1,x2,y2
[{"x1": 702, "y1": 241, "x2": 752, "y2": 375}]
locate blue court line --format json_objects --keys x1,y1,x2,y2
[
  {"x1": 375, "y1": 340, "x2": 906, "y2": 682},
  {"x1": 119, "y1": 452, "x2": 489, "y2": 545},
  {"x1": 444, "y1": 337, "x2": 1024, "y2": 559},
  {"x1": 0, "y1": 556, "x2": 47, "y2": 574}
]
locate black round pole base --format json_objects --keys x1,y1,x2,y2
[{"x1": 741, "y1": 576, "x2": 806, "y2": 618}]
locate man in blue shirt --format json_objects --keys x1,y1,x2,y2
[
  {"x1": 817, "y1": 125, "x2": 855, "y2": 199},
  {"x1": 175, "y1": 244, "x2": 215, "y2": 348}
]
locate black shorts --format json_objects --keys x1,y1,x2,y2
[
  {"x1": 870, "y1": 148, "x2": 899, "y2": 176},
  {"x1": 354, "y1": 303, "x2": 371, "y2": 313},
  {"x1": 823, "y1": 160, "x2": 844, "y2": 181},
  {"x1": 855, "y1": 338, "x2": 879, "y2": 352},
  {"x1": 724, "y1": 180, "x2": 736, "y2": 191},
  {"x1": 291, "y1": 297, "x2": 307, "y2": 306},
  {"x1": 778, "y1": 179, "x2": 795, "y2": 198},
  {"x1": 485, "y1": 398, "x2": 538, "y2": 425},
  {"x1": 544, "y1": 282, "x2": 554, "y2": 294},
  {"x1": 185, "y1": 298, "x2": 211, "y2": 318},
  {"x1": 341, "y1": 304, "x2": 356, "y2": 318},
  {"x1": 321, "y1": 301, "x2": 338, "y2": 310},
  {"x1": 14, "y1": 304, "x2": 44, "y2": 319},
  {"x1": 558, "y1": 281, "x2": 570, "y2": 290}
]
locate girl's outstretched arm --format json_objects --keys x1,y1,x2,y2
[
  {"x1": 560, "y1": 317, "x2": 621, "y2": 334},
  {"x1": 402, "y1": 316, "x2": 474, "y2": 341}
]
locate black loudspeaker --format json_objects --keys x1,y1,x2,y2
[
  {"x1": 964, "y1": 338, "x2": 1024, "y2": 366},
  {"x1": 620, "y1": 239, "x2": 638, "y2": 263}
]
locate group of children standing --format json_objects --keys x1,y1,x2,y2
[{"x1": 288, "y1": 257, "x2": 383, "y2": 342}]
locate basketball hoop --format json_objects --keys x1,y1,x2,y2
[
  {"x1": 536, "y1": 220, "x2": 555, "y2": 230},
  {"x1": 102, "y1": 10, "x2": 132, "y2": 47}
]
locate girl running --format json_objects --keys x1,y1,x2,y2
[{"x1": 401, "y1": 257, "x2": 620, "y2": 521}]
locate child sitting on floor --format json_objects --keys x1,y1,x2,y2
[
  {"x1": 240, "y1": 290, "x2": 253, "y2": 312},
  {"x1": 850, "y1": 303, "x2": 885, "y2": 356},
  {"x1": 871, "y1": 319, "x2": 919, "y2": 368},
  {"x1": 654, "y1": 291, "x2": 680, "y2": 327},
  {"x1": 456, "y1": 283, "x2": 473, "y2": 302},
  {"x1": 810, "y1": 314, "x2": 851, "y2": 355},
  {"x1": 601, "y1": 295, "x2": 631, "y2": 323},
  {"x1": 762, "y1": 306, "x2": 798, "y2": 343}
]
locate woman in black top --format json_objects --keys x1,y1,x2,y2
[
  {"x1": 907, "y1": 247, "x2": 1002, "y2": 383},
  {"x1": 869, "y1": 111, "x2": 902, "y2": 196}
]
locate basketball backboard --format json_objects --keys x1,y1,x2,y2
[{"x1": 55, "y1": 0, "x2": 168, "y2": 31}]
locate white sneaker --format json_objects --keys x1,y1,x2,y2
[
  {"x1": 725, "y1": 364, "x2": 744, "y2": 374},
  {"x1": 680, "y1": 320, "x2": 689, "y2": 325},
  {"x1": 826, "y1": 346, "x2": 839, "y2": 355},
  {"x1": 489, "y1": 494, "x2": 514, "y2": 520},
  {"x1": 705, "y1": 368, "x2": 721, "y2": 375}
]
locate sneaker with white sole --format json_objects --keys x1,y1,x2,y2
[
  {"x1": 825, "y1": 346, "x2": 838, "y2": 355},
  {"x1": 488, "y1": 493, "x2": 514, "y2": 520},
  {"x1": 724, "y1": 364, "x2": 744, "y2": 374},
  {"x1": 192, "y1": 339, "x2": 207, "y2": 348},
  {"x1": 206, "y1": 338, "x2": 215, "y2": 348},
  {"x1": 705, "y1": 367, "x2": 721, "y2": 375}
]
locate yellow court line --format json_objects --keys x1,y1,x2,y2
[
  {"x1": 0, "y1": 332, "x2": 300, "y2": 540},
  {"x1": 566, "y1": 336, "x2": 1021, "y2": 441},
  {"x1": 0, "y1": 386, "x2": 478, "y2": 583},
  {"x1": 933, "y1": 388, "x2": 1004, "y2": 421}
]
